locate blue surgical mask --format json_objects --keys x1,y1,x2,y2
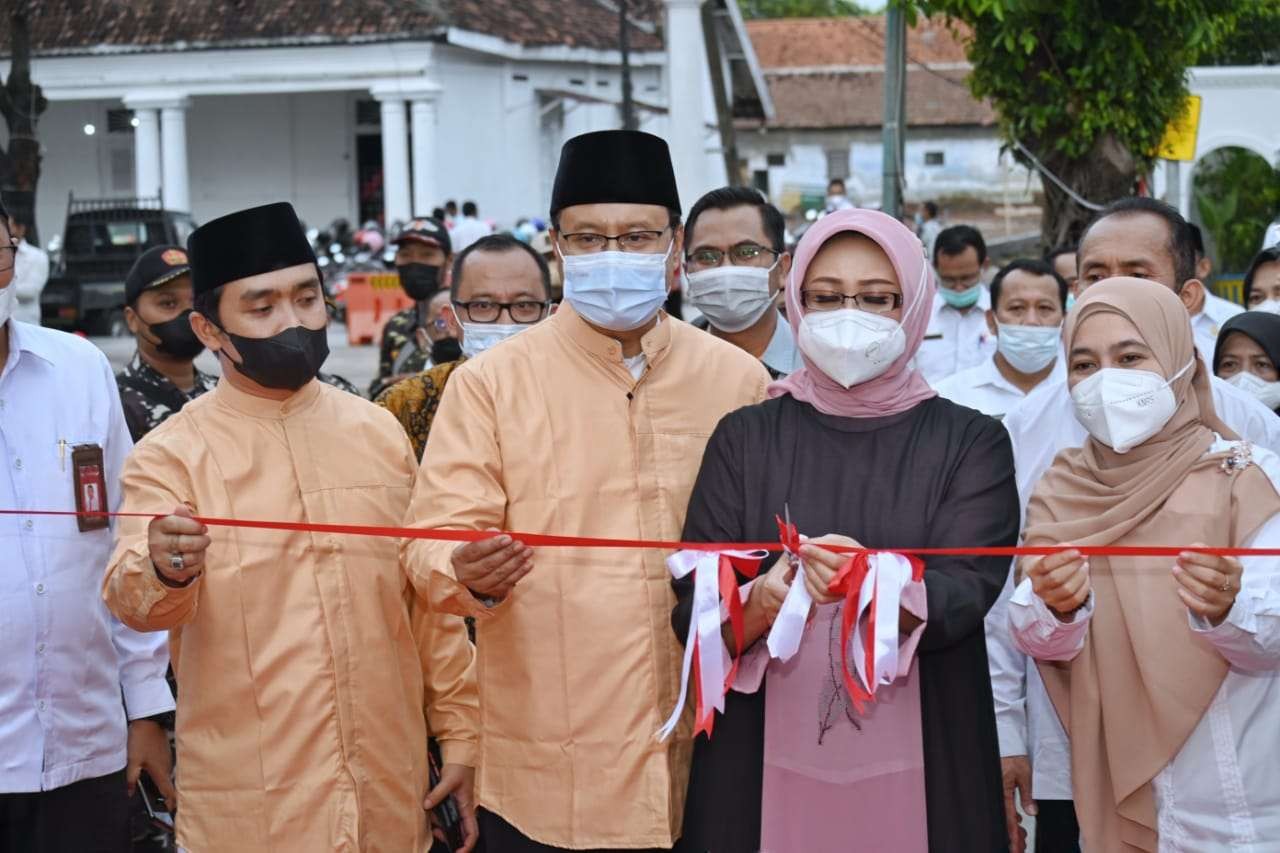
[
  {"x1": 1066, "y1": 292, "x2": 1077, "y2": 311},
  {"x1": 940, "y1": 283, "x2": 982, "y2": 309},
  {"x1": 561, "y1": 246, "x2": 672, "y2": 331}
]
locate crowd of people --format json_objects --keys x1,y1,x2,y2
[{"x1": 3, "y1": 126, "x2": 1280, "y2": 853}]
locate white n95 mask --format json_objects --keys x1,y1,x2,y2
[
  {"x1": 1227, "y1": 370, "x2": 1280, "y2": 410},
  {"x1": 1070, "y1": 360, "x2": 1193, "y2": 453},
  {"x1": 1252, "y1": 299, "x2": 1280, "y2": 316}
]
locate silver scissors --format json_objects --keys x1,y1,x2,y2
[{"x1": 783, "y1": 501, "x2": 801, "y2": 568}]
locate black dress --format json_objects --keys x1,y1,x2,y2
[{"x1": 672, "y1": 394, "x2": 1018, "y2": 853}]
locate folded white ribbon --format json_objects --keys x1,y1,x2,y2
[
  {"x1": 766, "y1": 557, "x2": 812, "y2": 662},
  {"x1": 658, "y1": 548, "x2": 764, "y2": 741}
]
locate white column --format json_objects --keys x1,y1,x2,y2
[
  {"x1": 378, "y1": 96, "x2": 412, "y2": 227},
  {"x1": 664, "y1": 0, "x2": 710, "y2": 210},
  {"x1": 410, "y1": 94, "x2": 440, "y2": 219},
  {"x1": 160, "y1": 99, "x2": 192, "y2": 212},
  {"x1": 131, "y1": 107, "x2": 161, "y2": 200}
]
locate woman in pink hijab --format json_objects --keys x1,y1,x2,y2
[{"x1": 673, "y1": 209, "x2": 1019, "y2": 853}]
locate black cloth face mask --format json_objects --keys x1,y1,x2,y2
[
  {"x1": 223, "y1": 324, "x2": 330, "y2": 391},
  {"x1": 147, "y1": 310, "x2": 206, "y2": 360},
  {"x1": 430, "y1": 336, "x2": 463, "y2": 365},
  {"x1": 397, "y1": 263, "x2": 441, "y2": 301}
]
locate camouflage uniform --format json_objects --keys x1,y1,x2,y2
[
  {"x1": 116, "y1": 352, "x2": 219, "y2": 443},
  {"x1": 370, "y1": 306, "x2": 431, "y2": 397},
  {"x1": 317, "y1": 370, "x2": 362, "y2": 397}
]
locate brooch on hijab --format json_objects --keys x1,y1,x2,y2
[{"x1": 1220, "y1": 442, "x2": 1255, "y2": 475}]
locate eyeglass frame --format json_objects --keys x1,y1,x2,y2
[
  {"x1": 684, "y1": 241, "x2": 782, "y2": 272},
  {"x1": 0, "y1": 240, "x2": 16, "y2": 274},
  {"x1": 556, "y1": 227, "x2": 673, "y2": 254},
  {"x1": 799, "y1": 289, "x2": 904, "y2": 315},
  {"x1": 453, "y1": 298, "x2": 552, "y2": 325}
]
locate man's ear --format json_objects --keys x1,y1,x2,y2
[
  {"x1": 1178, "y1": 278, "x2": 1206, "y2": 315},
  {"x1": 124, "y1": 305, "x2": 143, "y2": 337},
  {"x1": 985, "y1": 308, "x2": 998, "y2": 337},
  {"x1": 441, "y1": 303, "x2": 462, "y2": 338},
  {"x1": 189, "y1": 311, "x2": 227, "y2": 355}
]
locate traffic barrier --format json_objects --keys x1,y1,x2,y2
[{"x1": 343, "y1": 272, "x2": 414, "y2": 345}]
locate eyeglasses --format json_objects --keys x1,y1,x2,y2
[
  {"x1": 685, "y1": 243, "x2": 780, "y2": 272},
  {"x1": 558, "y1": 228, "x2": 670, "y2": 253},
  {"x1": 454, "y1": 299, "x2": 550, "y2": 324},
  {"x1": 801, "y1": 290, "x2": 903, "y2": 314},
  {"x1": 0, "y1": 242, "x2": 15, "y2": 273}
]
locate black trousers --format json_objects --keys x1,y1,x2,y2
[
  {"x1": 0, "y1": 770, "x2": 129, "y2": 853},
  {"x1": 1035, "y1": 799, "x2": 1081, "y2": 853},
  {"x1": 477, "y1": 809, "x2": 669, "y2": 853}
]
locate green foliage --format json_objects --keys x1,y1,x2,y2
[
  {"x1": 737, "y1": 0, "x2": 866, "y2": 18},
  {"x1": 1198, "y1": 1, "x2": 1280, "y2": 66},
  {"x1": 1194, "y1": 148, "x2": 1280, "y2": 272},
  {"x1": 911, "y1": 1, "x2": 1251, "y2": 168}
]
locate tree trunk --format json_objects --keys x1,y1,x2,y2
[
  {"x1": 0, "y1": 6, "x2": 48, "y2": 243},
  {"x1": 1033, "y1": 133, "x2": 1136, "y2": 252}
]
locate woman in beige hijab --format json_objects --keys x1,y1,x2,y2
[{"x1": 1008, "y1": 277, "x2": 1280, "y2": 852}]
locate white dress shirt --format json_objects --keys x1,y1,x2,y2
[
  {"x1": 0, "y1": 320, "x2": 173, "y2": 793},
  {"x1": 1190, "y1": 292, "x2": 1244, "y2": 365},
  {"x1": 933, "y1": 355, "x2": 1065, "y2": 419},
  {"x1": 994, "y1": 370, "x2": 1280, "y2": 801},
  {"x1": 449, "y1": 215, "x2": 492, "y2": 253},
  {"x1": 915, "y1": 289, "x2": 997, "y2": 384},
  {"x1": 1010, "y1": 440, "x2": 1280, "y2": 852},
  {"x1": 11, "y1": 240, "x2": 50, "y2": 326}
]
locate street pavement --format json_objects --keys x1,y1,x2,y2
[{"x1": 90, "y1": 322, "x2": 379, "y2": 396}]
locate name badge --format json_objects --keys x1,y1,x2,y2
[{"x1": 71, "y1": 443, "x2": 109, "y2": 532}]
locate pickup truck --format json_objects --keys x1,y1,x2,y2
[{"x1": 39, "y1": 194, "x2": 196, "y2": 335}]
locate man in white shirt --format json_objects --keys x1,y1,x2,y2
[
  {"x1": 0, "y1": 205, "x2": 176, "y2": 852},
  {"x1": 6, "y1": 214, "x2": 50, "y2": 326},
  {"x1": 916, "y1": 224, "x2": 997, "y2": 383},
  {"x1": 995, "y1": 196, "x2": 1280, "y2": 853},
  {"x1": 1185, "y1": 223, "x2": 1244, "y2": 361},
  {"x1": 917, "y1": 199, "x2": 942, "y2": 259},
  {"x1": 935, "y1": 258, "x2": 1067, "y2": 418},
  {"x1": 450, "y1": 200, "x2": 493, "y2": 253}
]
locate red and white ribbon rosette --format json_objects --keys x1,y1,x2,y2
[{"x1": 658, "y1": 548, "x2": 768, "y2": 740}]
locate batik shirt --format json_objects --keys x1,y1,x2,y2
[{"x1": 374, "y1": 357, "x2": 467, "y2": 461}]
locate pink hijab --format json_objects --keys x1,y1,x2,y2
[{"x1": 768, "y1": 208, "x2": 937, "y2": 417}]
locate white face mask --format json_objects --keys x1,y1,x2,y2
[
  {"x1": 1252, "y1": 299, "x2": 1280, "y2": 316},
  {"x1": 459, "y1": 321, "x2": 530, "y2": 359},
  {"x1": 0, "y1": 285, "x2": 13, "y2": 328},
  {"x1": 561, "y1": 246, "x2": 671, "y2": 332},
  {"x1": 684, "y1": 263, "x2": 778, "y2": 333},
  {"x1": 1226, "y1": 370, "x2": 1280, "y2": 410},
  {"x1": 1070, "y1": 360, "x2": 1193, "y2": 453},
  {"x1": 996, "y1": 322, "x2": 1061, "y2": 375},
  {"x1": 795, "y1": 260, "x2": 926, "y2": 389}
]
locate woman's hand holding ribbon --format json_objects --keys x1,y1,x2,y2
[
  {"x1": 1025, "y1": 548, "x2": 1090, "y2": 620},
  {"x1": 1173, "y1": 543, "x2": 1243, "y2": 626},
  {"x1": 799, "y1": 534, "x2": 863, "y2": 604}
]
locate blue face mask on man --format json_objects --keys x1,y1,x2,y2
[
  {"x1": 560, "y1": 245, "x2": 672, "y2": 331},
  {"x1": 939, "y1": 282, "x2": 983, "y2": 309}
]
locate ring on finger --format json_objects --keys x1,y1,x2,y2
[
  {"x1": 1220, "y1": 580, "x2": 1231, "y2": 593},
  {"x1": 169, "y1": 552, "x2": 185, "y2": 572}
]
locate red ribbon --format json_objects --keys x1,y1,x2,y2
[
  {"x1": 828, "y1": 553, "x2": 926, "y2": 714},
  {"x1": 4, "y1": 509, "x2": 1279, "y2": 558},
  {"x1": 692, "y1": 551, "x2": 766, "y2": 738}
]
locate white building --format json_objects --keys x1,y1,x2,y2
[
  {"x1": 737, "y1": 15, "x2": 1034, "y2": 212},
  {"x1": 1, "y1": 0, "x2": 770, "y2": 240}
]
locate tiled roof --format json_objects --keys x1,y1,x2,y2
[
  {"x1": 744, "y1": 15, "x2": 993, "y2": 129},
  {"x1": 1, "y1": 0, "x2": 662, "y2": 55}
]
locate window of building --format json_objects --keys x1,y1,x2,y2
[
  {"x1": 826, "y1": 148, "x2": 849, "y2": 180},
  {"x1": 355, "y1": 100, "x2": 382, "y2": 127},
  {"x1": 752, "y1": 169, "x2": 771, "y2": 197},
  {"x1": 766, "y1": 152, "x2": 786, "y2": 167},
  {"x1": 925, "y1": 150, "x2": 945, "y2": 166},
  {"x1": 106, "y1": 108, "x2": 135, "y2": 134}
]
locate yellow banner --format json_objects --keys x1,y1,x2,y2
[{"x1": 1157, "y1": 95, "x2": 1202, "y2": 162}]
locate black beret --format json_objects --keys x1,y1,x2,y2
[
  {"x1": 125, "y1": 245, "x2": 191, "y2": 305},
  {"x1": 187, "y1": 202, "x2": 315, "y2": 295},
  {"x1": 549, "y1": 130, "x2": 680, "y2": 219}
]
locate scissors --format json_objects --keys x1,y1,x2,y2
[{"x1": 780, "y1": 502, "x2": 801, "y2": 569}]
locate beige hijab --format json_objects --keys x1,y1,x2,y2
[{"x1": 1023, "y1": 278, "x2": 1280, "y2": 851}]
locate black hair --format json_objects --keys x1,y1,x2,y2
[
  {"x1": 550, "y1": 208, "x2": 682, "y2": 234},
  {"x1": 192, "y1": 286, "x2": 223, "y2": 327},
  {"x1": 450, "y1": 233, "x2": 552, "y2": 302},
  {"x1": 990, "y1": 258, "x2": 1069, "y2": 311},
  {"x1": 0, "y1": 193, "x2": 8, "y2": 223},
  {"x1": 462, "y1": 200, "x2": 478, "y2": 217},
  {"x1": 933, "y1": 224, "x2": 987, "y2": 265},
  {"x1": 1044, "y1": 244, "x2": 1076, "y2": 265},
  {"x1": 432, "y1": 207, "x2": 446, "y2": 221},
  {"x1": 828, "y1": 178, "x2": 846, "y2": 192},
  {"x1": 1079, "y1": 196, "x2": 1197, "y2": 287},
  {"x1": 444, "y1": 200, "x2": 458, "y2": 214},
  {"x1": 923, "y1": 200, "x2": 938, "y2": 218},
  {"x1": 1243, "y1": 247, "x2": 1280, "y2": 305},
  {"x1": 1188, "y1": 222, "x2": 1206, "y2": 259},
  {"x1": 684, "y1": 186, "x2": 786, "y2": 255}
]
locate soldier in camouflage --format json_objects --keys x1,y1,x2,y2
[
  {"x1": 369, "y1": 217, "x2": 454, "y2": 397},
  {"x1": 116, "y1": 246, "x2": 218, "y2": 442}
]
